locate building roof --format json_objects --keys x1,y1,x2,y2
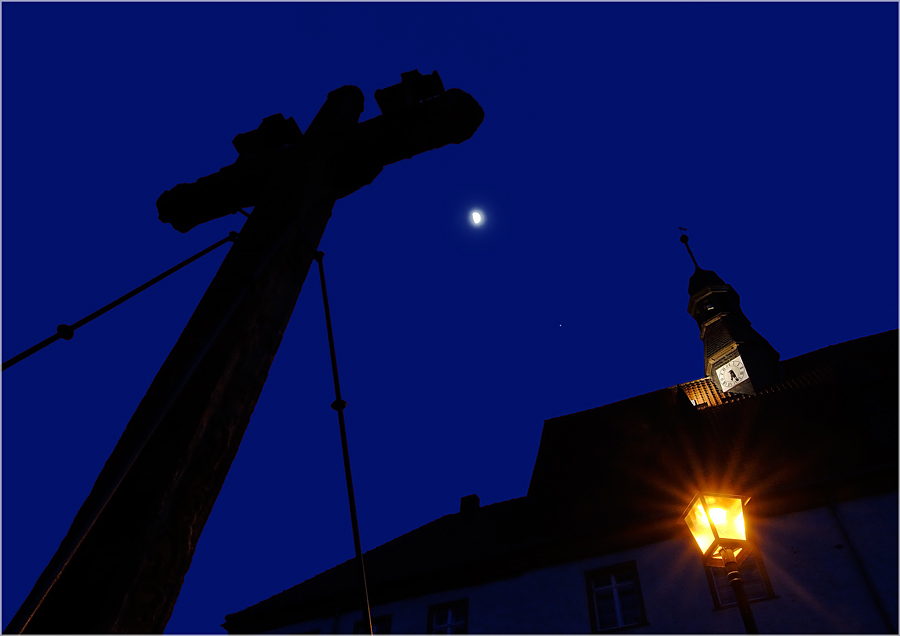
[
  {"x1": 223, "y1": 330, "x2": 898, "y2": 633},
  {"x1": 223, "y1": 496, "x2": 547, "y2": 632}
]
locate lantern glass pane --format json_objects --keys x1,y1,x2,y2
[
  {"x1": 685, "y1": 500, "x2": 715, "y2": 553},
  {"x1": 703, "y1": 495, "x2": 745, "y2": 541}
]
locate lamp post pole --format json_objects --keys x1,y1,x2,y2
[
  {"x1": 682, "y1": 493, "x2": 762, "y2": 635},
  {"x1": 721, "y1": 547, "x2": 759, "y2": 634}
]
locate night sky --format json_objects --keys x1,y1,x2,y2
[{"x1": 2, "y1": 2, "x2": 897, "y2": 633}]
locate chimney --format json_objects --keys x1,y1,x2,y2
[{"x1": 460, "y1": 494, "x2": 480, "y2": 512}]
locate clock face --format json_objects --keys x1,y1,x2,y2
[{"x1": 716, "y1": 356, "x2": 748, "y2": 391}]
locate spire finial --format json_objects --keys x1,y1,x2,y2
[{"x1": 679, "y1": 227, "x2": 700, "y2": 268}]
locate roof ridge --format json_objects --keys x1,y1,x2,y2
[
  {"x1": 677, "y1": 329, "x2": 895, "y2": 409},
  {"x1": 225, "y1": 497, "x2": 530, "y2": 622}
]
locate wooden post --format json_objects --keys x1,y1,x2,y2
[{"x1": 7, "y1": 77, "x2": 483, "y2": 634}]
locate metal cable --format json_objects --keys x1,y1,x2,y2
[
  {"x1": 2, "y1": 232, "x2": 238, "y2": 372},
  {"x1": 313, "y1": 250, "x2": 374, "y2": 636}
]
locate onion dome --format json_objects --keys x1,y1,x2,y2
[
  {"x1": 680, "y1": 234, "x2": 727, "y2": 296},
  {"x1": 688, "y1": 266, "x2": 727, "y2": 297}
]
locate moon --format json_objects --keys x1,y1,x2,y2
[{"x1": 470, "y1": 210, "x2": 484, "y2": 225}]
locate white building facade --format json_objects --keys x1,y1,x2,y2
[{"x1": 253, "y1": 491, "x2": 896, "y2": 634}]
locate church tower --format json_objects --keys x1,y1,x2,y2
[{"x1": 681, "y1": 233, "x2": 782, "y2": 395}]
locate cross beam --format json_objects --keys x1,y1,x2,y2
[{"x1": 7, "y1": 72, "x2": 483, "y2": 634}]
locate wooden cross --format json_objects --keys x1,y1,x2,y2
[{"x1": 8, "y1": 70, "x2": 483, "y2": 634}]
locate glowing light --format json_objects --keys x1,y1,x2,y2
[
  {"x1": 470, "y1": 210, "x2": 484, "y2": 225},
  {"x1": 682, "y1": 493, "x2": 750, "y2": 566},
  {"x1": 705, "y1": 496, "x2": 746, "y2": 540},
  {"x1": 685, "y1": 503, "x2": 715, "y2": 554}
]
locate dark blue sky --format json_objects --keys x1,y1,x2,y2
[{"x1": 2, "y1": 2, "x2": 897, "y2": 633}]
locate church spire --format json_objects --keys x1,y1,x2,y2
[
  {"x1": 681, "y1": 232, "x2": 727, "y2": 298},
  {"x1": 679, "y1": 231, "x2": 699, "y2": 269},
  {"x1": 681, "y1": 231, "x2": 782, "y2": 396}
]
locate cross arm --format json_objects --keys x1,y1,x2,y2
[
  {"x1": 157, "y1": 82, "x2": 484, "y2": 233},
  {"x1": 6, "y1": 76, "x2": 483, "y2": 635}
]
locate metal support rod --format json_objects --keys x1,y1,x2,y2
[
  {"x1": 314, "y1": 250, "x2": 373, "y2": 636},
  {"x1": 2, "y1": 232, "x2": 237, "y2": 371},
  {"x1": 721, "y1": 548, "x2": 760, "y2": 634}
]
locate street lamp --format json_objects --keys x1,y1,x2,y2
[{"x1": 682, "y1": 493, "x2": 759, "y2": 634}]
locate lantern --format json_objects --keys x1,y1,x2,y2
[{"x1": 681, "y1": 493, "x2": 751, "y2": 567}]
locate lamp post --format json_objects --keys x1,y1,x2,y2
[{"x1": 682, "y1": 493, "x2": 760, "y2": 634}]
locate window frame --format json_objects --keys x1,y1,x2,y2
[
  {"x1": 705, "y1": 553, "x2": 776, "y2": 610},
  {"x1": 585, "y1": 561, "x2": 649, "y2": 633},
  {"x1": 426, "y1": 598, "x2": 468, "y2": 634}
]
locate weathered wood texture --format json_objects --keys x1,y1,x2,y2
[{"x1": 8, "y1": 81, "x2": 482, "y2": 634}]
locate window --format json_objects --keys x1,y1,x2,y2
[
  {"x1": 353, "y1": 615, "x2": 392, "y2": 634},
  {"x1": 586, "y1": 562, "x2": 647, "y2": 632},
  {"x1": 706, "y1": 555, "x2": 775, "y2": 609},
  {"x1": 427, "y1": 599, "x2": 468, "y2": 634}
]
